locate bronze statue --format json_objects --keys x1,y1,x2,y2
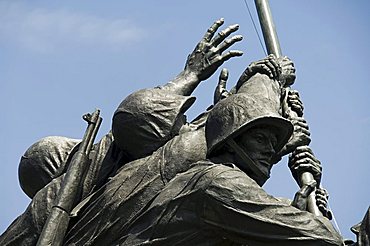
[
  {"x1": 1, "y1": 18, "x2": 246, "y2": 246},
  {"x1": 117, "y1": 92, "x2": 342, "y2": 245},
  {"x1": 1, "y1": 16, "x2": 368, "y2": 245},
  {"x1": 17, "y1": 18, "x2": 243, "y2": 200}
]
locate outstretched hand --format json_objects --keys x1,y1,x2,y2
[{"x1": 185, "y1": 18, "x2": 243, "y2": 81}]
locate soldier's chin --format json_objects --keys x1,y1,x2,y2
[
  {"x1": 280, "y1": 74, "x2": 296, "y2": 87},
  {"x1": 251, "y1": 165, "x2": 271, "y2": 186},
  {"x1": 252, "y1": 174, "x2": 269, "y2": 186}
]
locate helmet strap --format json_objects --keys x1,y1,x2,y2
[{"x1": 227, "y1": 138, "x2": 269, "y2": 182}]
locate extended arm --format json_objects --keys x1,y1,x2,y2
[
  {"x1": 160, "y1": 18, "x2": 243, "y2": 96},
  {"x1": 112, "y1": 19, "x2": 242, "y2": 160}
]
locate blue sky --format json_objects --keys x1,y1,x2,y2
[{"x1": 1, "y1": 0, "x2": 369, "y2": 240}]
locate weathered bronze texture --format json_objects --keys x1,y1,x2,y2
[
  {"x1": 37, "y1": 109, "x2": 102, "y2": 246},
  {"x1": 255, "y1": 0, "x2": 322, "y2": 217},
  {"x1": 1, "y1": 15, "x2": 369, "y2": 245}
]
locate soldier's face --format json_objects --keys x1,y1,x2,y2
[{"x1": 236, "y1": 126, "x2": 279, "y2": 182}]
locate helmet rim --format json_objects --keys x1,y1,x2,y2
[{"x1": 207, "y1": 114, "x2": 293, "y2": 157}]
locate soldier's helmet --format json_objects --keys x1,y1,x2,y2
[{"x1": 206, "y1": 92, "x2": 293, "y2": 157}]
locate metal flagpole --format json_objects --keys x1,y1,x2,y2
[
  {"x1": 254, "y1": 0, "x2": 282, "y2": 58},
  {"x1": 254, "y1": 0, "x2": 322, "y2": 216}
]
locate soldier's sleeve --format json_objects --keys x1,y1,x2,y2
[
  {"x1": 0, "y1": 174, "x2": 64, "y2": 246},
  {"x1": 202, "y1": 166, "x2": 343, "y2": 245},
  {"x1": 112, "y1": 88, "x2": 195, "y2": 161}
]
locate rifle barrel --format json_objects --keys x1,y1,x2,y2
[{"x1": 37, "y1": 109, "x2": 102, "y2": 246}]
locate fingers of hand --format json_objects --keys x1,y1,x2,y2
[
  {"x1": 288, "y1": 98, "x2": 303, "y2": 110},
  {"x1": 263, "y1": 54, "x2": 280, "y2": 78},
  {"x1": 248, "y1": 59, "x2": 278, "y2": 78},
  {"x1": 293, "y1": 127, "x2": 310, "y2": 138},
  {"x1": 211, "y1": 24, "x2": 239, "y2": 47},
  {"x1": 260, "y1": 60, "x2": 278, "y2": 78},
  {"x1": 203, "y1": 18, "x2": 224, "y2": 42},
  {"x1": 267, "y1": 54, "x2": 276, "y2": 60},
  {"x1": 293, "y1": 118, "x2": 308, "y2": 127},
  {"x1": 217, "y1": 69, "x2": 228, "y2": 94},
  {"x1": 318, "y1": 204, "x2": 328, "y2": 214},
  {"x1": 316, "y1": 188, "x2": 329, "y2": 198},
  {"x1": 316, "y1": 190, "x2": 330, "y2": 215},
  {"x1": 215, "y1": 89, "x2": 229, "y2": 103},
  {"x1": 317, "y1": 202, "x2": 327, "y2": 210},
  {"x1": 289, "y1": 151, "x2": 320, "y2": 168},
  {"x1": 214, "y1": 35, "x2": 243, "y2": 54},
  {"x1": 279, "y1": 56, "x2": 295, "y2": 68},
  {"x1": 293, "y1": 129, "x2": 311, "y2": 141},
  {"x1": 218, "y1": 68, "x2": 229, "y2": 86},
  {"x1": 291, "y1": 117, "x2": 309, "y2": 130},
  {"x1": 290, "y1": 104, "x2": 304, "y2": 116},
  {"x1": 249, "y1": 63, "x2": 274, "y2": 78},
  {"x1": 288, "y1": 92, "x2": 303, "y2": 109},
  {"x1": 288, "y1": 89, "x2": 300, "y2": 98},
  {"x1": 291, "y1": 163, "x2": 322, "y2": 182},
  {"x1": 316, "y1": 194, "x2": 329, "y2": 206},
  {"x1": 289, "y1": 146, "x2": 313, "y2": 163},
  {"x1": 215, "y1": 50, "x2": 243, "y2": 63},
  {"x1": 292, "y1": 146, "x2": 314, "y2": 156},
  {"x1": 214, "y1": 68, "x2": 229, "y2": 104},
  {"x1": 290, "y1": 159, "x2": 322, "y2": 180},
  {"x1": 267, "y1": 56, "x2": 280, "y2": 78},
  {"x1": 287, "y1": 94, "x2": 303, "y2": 105},
  {"x1": 289, "y1": 149, "x2": 321, "y2": 171}
]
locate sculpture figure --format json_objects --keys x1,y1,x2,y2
[
  {"x1": 2, "y1": 17, "x2": 367, "y2": 245},
  {"x1": 118, "y1": 91, "x2": 343, "y2": 245},
  {"x1": 17, "y1": 18, "x2": 243, "y2": 200},
  {"x1": 1, "y1": 18, "x2": 247, "y2": 246}
]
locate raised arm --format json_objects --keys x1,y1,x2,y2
[
  {"x1": 160, "y1": 18, "x2": 243, "y2": 96},
  {"x1": 112, "y1": 19, "x2": 243, "y2": 161}
]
